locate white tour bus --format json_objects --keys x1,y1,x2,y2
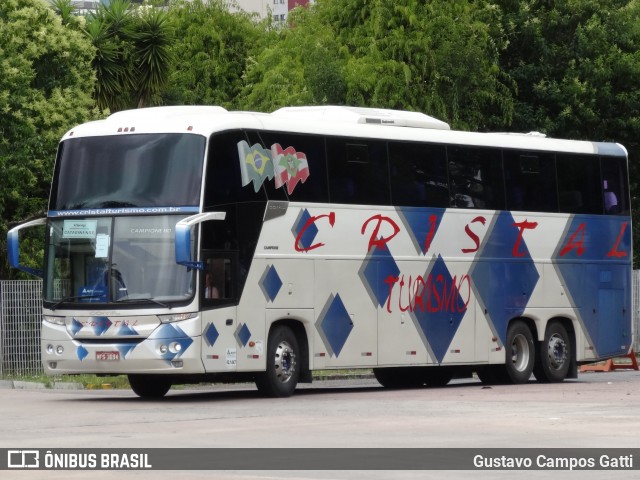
[{"x1": 8, "y1": 105, "x2": 633, "y2": 397}]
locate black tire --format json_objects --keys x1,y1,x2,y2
[
  {"x1": 504, "y1": 320, "x2": 535, "y2": 384},
  {"x1": 255, "y1": 325, "x2": 300, "y2": 397},
  {"x1": 128, "y1": 374, "x2": 171, "y2": 398},
  {"x1": 373, "y1": 367, "x2": 425, "y2": 388},
  {"x1": 533, "y1": 322, "x2": 571, "y2": 383}
]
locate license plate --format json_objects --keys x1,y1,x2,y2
[{"x1": 96, "y1": 351, "x2": 120, "y2": 361}]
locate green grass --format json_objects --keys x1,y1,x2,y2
[
  {"x1": 1, "y1": 373, "x2": 130, "y2": 389},
  {"x1": 1, "y1": 369, "x2": 373, "y2": 389}
]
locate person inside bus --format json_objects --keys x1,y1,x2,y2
[{"x1": 204, "y1": 272, "x2": 220, "y2": 299}]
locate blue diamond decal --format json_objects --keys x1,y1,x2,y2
[
  {"x1": 117, "y1": 324, "x2": 139, "y2": 336},
  {"x1": 204, "y1": 322, "x2": 219, "y2": 347},
  {"x1": 397, "y1": 207, "x2": 445, "y2": 255},
  {"x1": 149, "y1": 323, "x2": 194, "y2": 362},
  {"x1": 116, "y1": 344, "x2": 137, "y2": 359},
  {"x1": 77, "y1": 345, "x2": 88, "y2": 361},
  {"x1": 69, "y1": 318, "x2": 83, "y2": 337},
  {"x1": 554, "y1": 216, "x2": 631, "y2": 357},
  {"x1": 259, "y1": 265, "x2": 283, "y2": 302},
  {"x1": 316, "y1": 294, "x2": 353, "y2": 357},
  {"x1": 235, "y1": 323, "x2": 251, "y2": 347},
  {"x1": 358, "y1": 242, "x2": 400, "y2": 307},
  {"x1": 470, "y1": 211, "x2": 539, "y2": 345},
  {"x1": 292, "y1": 208, "x2": 318, "y2": 250},
  {"x1": 411, "y1": 255, "x2": 466, "y2": 363},
  {"x1": 90, "y1": 316, "x2": 112, "y2": 336}
]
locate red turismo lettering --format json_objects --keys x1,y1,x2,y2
[
  {"x1": 559, "y1": 223, "x2": 586, "y2": 257},
  {"x1": 512, "y1": 220, "x2": 538, "y2": 257},
  {"x1": 385, "y1": 273, "x2": 471, "y2": 314},
  {"x1": 294, "y1": 212, "x2": 335, "y2": 252},
  {"x1": 607, "y1": 222, "x2": 629, "y2": 258},
  {"x1": 361, "y1": 214, "x2": 400, "y2": 252},
  {"x1": 462, "y1": 216, "x2": 486, "y2": 254}
]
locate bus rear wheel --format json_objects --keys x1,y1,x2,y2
[
  {"x1": 478, "y1": 321, "x2": 535, "y2": 385},
  {"x1": 504, "y1": 320, "x2": 535, "y2": 384},
  {"x1": 128, "y1": 374, "x2": 171, "y2": 398},
  {"x1": 255, "y1": 325, "x2": 299, "y2": 397},
  {"x1": 533, "y1": 322, "x2": 571, "y2": 383}
]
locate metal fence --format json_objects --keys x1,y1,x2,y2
[
  {"x1": 0, "y1": 280, "x2": 43, "y2": 376},
  {"x1": 1, "y1": 277, "x2": 640, "y2": 377}
]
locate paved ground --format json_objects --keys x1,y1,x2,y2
[{"x1": 1, "y1": 370, "x2": 639, "y2": 479}]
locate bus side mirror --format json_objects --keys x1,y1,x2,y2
[
  {"x1": 7, "y1": 218, "x2": 47, "y2": 277},
  {"x1": 175, "y1": 212, "x2": 226, "y2": 270}
]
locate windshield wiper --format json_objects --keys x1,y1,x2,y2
[
  {"x1": 116, "y1": 297, "x2": 171, "y2": 309},
  {"x1": 49, "y1": 294, "x2": 104, "y2": 311}
]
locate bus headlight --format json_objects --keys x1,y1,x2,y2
[
  {"x1": 44, "y1": 316, "x2": 65, "y2": 326},
  {"x1": 47, "y1": 344, "x2": 54, "y2": 354}
]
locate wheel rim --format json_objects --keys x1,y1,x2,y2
[
  {"x1": 510, "y1": 333, "x2": 530, "y2": 372},
  {"x1": 274, "y1": 340, "x2": 296, "y2": 384},
  {"x1": 547, "y1": 333, "x2": 567, "y2": 370}
]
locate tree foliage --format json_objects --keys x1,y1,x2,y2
[
  {"x1": 85, "y1": 0, "x2": 174, "y2": 111},
  {"x1": 496, "y1": 0, "x2": 640, "y2": 266},
  {"x1": 164, "y1": 0, "x2": 267, "y2": 108},
  {"x1": 242, "y1": 0, "x2": 514, "y2": 131},
  {"x1": 0, "y1": 0, "x2": 96, "y2": 279}
]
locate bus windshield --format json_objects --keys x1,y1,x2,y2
[
  {"x1": 44, "y1": 215, "x2": 195, "y2": 306},
  {"x1": 50, "y1": 133, "x2": 206, "y2": 211}
]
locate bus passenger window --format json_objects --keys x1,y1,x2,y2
[
  {"x1": 601, "y1": 156, "x2": 629, "y2": 215},
  {"x1": 327, "y1": 138, "x2": 390, "y2": 205},
  {"x1": 503, "y1": 150, "x2": 557, "y2": 213},
  {"x1": 389, "y1": 142, "x2": 448, "y2": 208},
  {"x1": 557, "y1": 154, "x2": 602, "y2": 214},
  {"x1": 447, "y1": 146, "x2": 505, "y2": 210}
]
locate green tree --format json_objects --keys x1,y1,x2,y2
[
  {"x1": 496, "y1": 0, "x2": 640, "y2": 266},
  {"x1": 164, "y1": 0, "x2": 266, "y2": 108},
  {"x1": 85, "y1": 0, "x2": 174, "y2": 111},
  {"x1": 0, "y1": 0, "x2": 96, "y2": 279},
  {"x1": 241, "y1": 0, "x2": 514, "y2": 131}
]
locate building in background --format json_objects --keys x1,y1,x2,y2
[{"x1": 57, "y1": 0, "x2": 312, "y2": 22}]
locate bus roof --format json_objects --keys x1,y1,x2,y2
[{"x1": 61, "y1": 105, "x2": 627, "y2": 157}]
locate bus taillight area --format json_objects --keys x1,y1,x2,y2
[{"x1": 40, "y1": 313, "x2": 205, "y2": 375}]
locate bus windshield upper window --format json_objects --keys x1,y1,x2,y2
[{"x1": 50, "y1": 134, "x2": 206, "y2": 211}]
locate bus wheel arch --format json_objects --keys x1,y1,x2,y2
[
  {"x1": 255, "y1": 320, "x2": 309, "y2": 397},
  {"x1": 533, "y1": 318, "x2": 575, "y2": 383}
]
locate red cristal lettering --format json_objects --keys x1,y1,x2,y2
[
  {"x1": 424, "y1": 214, "x2": 438, "y2": 254},
  {"x1": 462, "y1": 216, "x2": 486, "y2": 254},
  {"x1": 559, "y1": 223, "x2": 586, "y2": 257},
  {"x1": 512, "y1": 220, "x2": 538, "y2": 257},
  {"x1": 607, "y1": 222, "x2": 629, "y2": 258},
  {"x1": 361, "y1": 214, "x2": 400, "y2": 252},
  {"x1": 294, "y1": 212, "x2": 335, "y2": 252}
]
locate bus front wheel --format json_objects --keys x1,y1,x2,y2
[
  {"x1": 533, "y1": 322, "x2": 571, "y2": 383},
  {"x1": 128, "y1": 374, "x2": 171, "y2": 398},
  {"x1": 255, "y1": 325, "x2": 300, "y2": 397}
]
